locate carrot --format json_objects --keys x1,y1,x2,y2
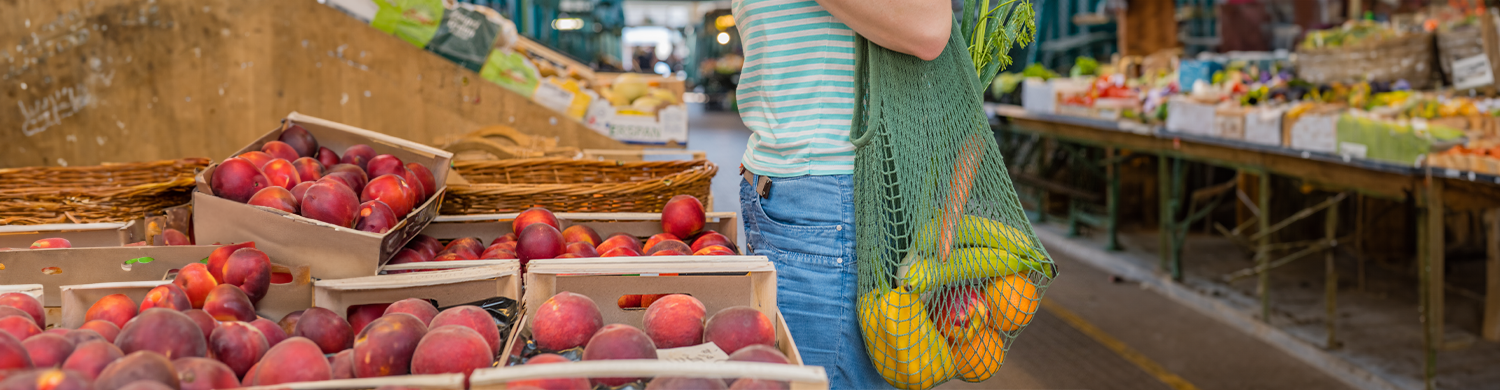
[{"x1": 940, "y1": 133, "x2": 985, "y2": 261}]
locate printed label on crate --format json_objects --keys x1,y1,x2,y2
[
  {"x1": 533, "y1": 82, "x2": 576, "y2": 114},
  {"x1": 1339, "y1": 142, "x2": 1368, "y2": 159},
  {"x1": 656, "y1": 342, "x2": 730, "y2": 362},
  {"x1": 1453, "y1": 54, "x2": 1495, "y2": 90}
]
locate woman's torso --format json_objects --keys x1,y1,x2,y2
[{"x1": 732, "y1": 0, "x2": 857, "y2": 177}]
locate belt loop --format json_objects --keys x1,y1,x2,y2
[{"x1": 740, "y1": 165, "x2": 772, "y2": 198}]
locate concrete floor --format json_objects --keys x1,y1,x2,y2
[{"x1": 684, "y1": 105, "x2": 1354, "y2": 390}]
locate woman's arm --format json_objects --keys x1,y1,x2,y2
[{"x1": 817, "y1": 0, "x2": 953, "y2": 61}]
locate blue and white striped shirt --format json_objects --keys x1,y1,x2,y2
[{"x1": 733, "y1": 0, "x2": 857, "y2": 177}]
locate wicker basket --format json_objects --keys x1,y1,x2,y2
[
  {"x1": 442, "y1": 158, "x2": 717, "y2": 214},
  {"x1": 1296, "y1": 32, "x2": 1436, "y2": 89},
  {"x1": 0, "y1": 158, "x2": 210, "y2": 225}
]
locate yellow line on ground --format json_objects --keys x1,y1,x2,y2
[{"x1": 1041, "y1": 299, "x2": 1201, "y2": 390}]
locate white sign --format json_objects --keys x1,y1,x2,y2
[
  {"x1": 1453, "y1": 54, "x2": 1495, "y2": 90},
  {"x1": 656, "y1": 342, "x2": 731, "y2": 362},
  {"x1": 533, "y1": 82, "x2": 576, "y2": 114}
]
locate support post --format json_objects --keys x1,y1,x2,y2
[
  {"x1": 1325, "y1": 196, "x2": 1339, "y2": 349},
  {"x1": 1168, "y1": 157, "x2": 1184, "y2": 280},
  {"x1": 1068, "y1": 199, "x2": 1082, "y2": 237},
  {"x1": 1483, "y1": 209, "x2": 1500, "y2": 341},
  {"x1": 1357, "y1": 194, "x2": 1366, "y2": 292},
  {"x1": 1106, "y1": 148, "x2": 1122, "y2": 251},
  {"x1": 1419, "y1": 176, "x2": 1444, "y2": 390},
  {"x1": 1258, "y1": 172, "x2": 1272, "y2": 322},
  {"x1": 1159, "y1": 155, "x2": 1172, "y2": 273}
]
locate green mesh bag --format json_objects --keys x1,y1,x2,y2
[{"x1": 852, "y1": 18, "x2": 1055, "y2": 390}]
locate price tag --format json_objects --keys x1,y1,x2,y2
[
  {"x1": 656, "y1": 342, "x2": 730, "y2": 362},
  {"x1": 1453, "y1": 54, "x2": 1496, "y2": 90},
  {"x1": 533, "y1": 82, "x2": 575, "y2": 113}
]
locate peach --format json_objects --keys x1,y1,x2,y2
[
  {"x1": 84, "y1": 294, "x2": 137, "y2": 329},
  {"x1": 407, "y1": 235, "x2": 444, "y2": 260},
  {"x1": 693, "y1": 246, "x2": 736, "y2": 256},
  {"x1": 205, "y1": 242, "x2": 253, "y2": 284},
  {"x1": 79, "y1": 320, "x2": 120, "y2": 343},
  {"x1": 64, "y1": 329, "x2": 105, "y2": 345},
  {"x1": 279, "y1": 124, "x2": 319, "y2": 157},
  {"x1": 384, "y1": 248, "x2": 429, "y2": 273},
  {"x1": 244, "y1": 362, "x2": 261, "y2": 385},
  {"x1": 289, "y1": 181, "x2": 315, "y2": 204},
  {"x1": 366, "y1": 155, "x2": 405, "y2": 180},
  {"x1": 479, "y1": 245, "x2": 518, "y2": 260},
  {"x1": 0, "y1": 307, "x2": 28, "y2": 325},
  {"x1": 173, "y1": 264, "x2": 219, "y2": 311},
  {"x1": 208, "y1": 321, "x2": 268, "y2": 377},
  {"x1": 564, "y1": 242, "x2": 599, "y2": 258},
  {"x1": 237, "y1": 151, "x2": 275, "y2": 170},
  {"x1": 94, "y1": 351, "x2": 179, "y2": 390},
  {"x1": 703, "y1": 307, "x2": 774, "y2": 355},
  {"x1": 597, "y1": 233, "x2": 642, "y2": 253},
  {"x1": 727, "y1": 344, "x2": 789, "y2": 364},
  {"x1": 0, "y1": 332, "x2": 30, "y2": 370},
  {"x1": 518, "y1": 223, "x2": 565, "y2": 261},
  {"x1": 182, "y1": 310, "x2": 217, "y2": 345},
  {"x1": 554, "y1": 253, "x2": 582, "y2": 259},
  {"x1": 341, "y1": 144, "x2": 377, "y2": 170},
  {"x1": 531, "y1": 292, "x2": 603, "y2": 351},
  {"x1": 600, "y1": 247, "x2": 642, "y2": 257},
  {"x1": 261, "y1": 158, "x2": 301, "y2": 189},
  {"x1": 356, "y1": 200, "x2": 399, "y2": 234},
  {"x1": 400, "y1": 168, "x2": 424, "y2": 209},
  {"x1": 0, "y1": 293, "x2": 44, "y2": 328},
  {"x1": 62, "y1": 340, "x2": 122, "y2": 380},
  {"x1": 514, "y1": 207, "x2": 560, "y2": 233},
  {"x1": 44, "y1": 328, "x2": 68, "y2": 335},
  {"x1": 202, "y1": 285, "x2": 256, "y2": 322},
  {"x1": 262, "y1": 141, "x2": 300, "y2": 162},
  {"x1": 28, "y1": 237, "x2": 71, "y2": 249},
  {"x1": 292, "y1": 157, "x2": 324, "y2": 183},
  {"x1": 21, "y1": 333, "x2": 73, "y2": 367},
  {"x1": 642, "y1": 294, "x2": 706, "y2": 349},
  {"x1": 211, "y1": 158, "x2": 270, "y2": 203},
  {"x1": 247, "y1": 186, "x2": 299, "y2": 214},
  {"x1": 384, "y1": 299, "x2": 439, "y2": 326},
  {"x1": 321, "y1": 169, "x2": 368, "y2": 195},
  {"x1": 117, "y1": 308, "x2": 208, "y2": 359},
  {"x1": 440, "y1": 237, "x2": 484, "y2": 260},
  {"x1": 293, "y1": 307, "x2": 352, "y2": 354},
  {"x1": 352, "y1": 313, "x2": 427, "y2": 377},
  {"x1": 507, "y1": 353, "x2": 589, "y2": 390},
  {"x1": 647, "y1": 377, "x2": 728, "y2": 390},
  {"x1": 489, "y1": 234, "x2": 518, "y2": 247},
  {"x1": 347, "y1": 304, "x2": 391, "y2": 336},
  {"x1": 642, "y1": 233, "x2": 679, "y2": 254},
  {"x1": 645, "y1": 240, "x2": 690, "y2": 256},
  {"x1": 728, "y1": 379, "x2": 789, "y2": 390},
  {"x1": 581, "y1": 324, "x2": 657, "y2": 387},
  {"x1": 250, "y1": 318, "x2": 288, "y2": 347},
  {"x1": 251, "y1": 337, "x2": 332, "y2": 385},
  {"x1": 162, "y1": 229, "x2": 192, "y2": 246},
  {"x1": 330, "y1": 349, "x2": 356, "y2": 379},
  {"x1": 691, "y1": 231, "x2": 734, "y2": 253},
  {"x1": 409, "y1": 325, "x2": 493, "y2": 374},
  {"x1": 430, "y1": 306, "x2": 500, "y2": 356},
  {"x1": 278, "y1": 310, "x2": 304, "y2": 336},
  {"x1": 406, "y1": 163, "x2": 437, "y2": 200},
  {"x1": 173, "y1": 357, "x2": 239, "y2": 390},
  {"x1": 362, "y1": 175, "x2": 415, "y2": 218},
  {"x1": 661, "y1": 195, "x2": 706, "y2": 239},
  {"x1": 561, "y1": 225, "x2": 602, "y2": 246},
  {"x1": 0, "y1": 369, "x2": 91, "y2": 390},
  {"x1": 139, "y1": 284, "x2": 191, "y2": 312},
  {"x1": 317, "y1": 146, "x2": 340, "y2": 168},
  {"x1": 301, "y1": 180, "x2": 361, "y2": 228},
  {"x1": 221, "y1": 248, "x2": 272, "y2": 304},
  {"x1": 653, "y1": 250, "x2": 686, "y2": 256}
]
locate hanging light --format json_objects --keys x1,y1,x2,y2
[
  {"x1": 717, "y1": 32, "x2": 730, "y2": 45},
  {"x1": 552, "y1": 18, "x2": 584, "y2": 31},
  {"x1": 715, "y1": 14, "x2": 735, "y2": 31}
]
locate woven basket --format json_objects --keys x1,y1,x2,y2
[
  {"x1": 442, "y1": 158, "x2": 717, "y2": 214},
  {"x1": 0, "y1": 158, "x2": 210, "y2": 225},
  {"x1": 1296, "y1": 32, "x2": 1436, "y2": 89}
]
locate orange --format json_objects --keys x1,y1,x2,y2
[
  {"x1": 985, "y1": 274, "x2": 1039, "y2": 332},
  {"x1": 953, "y1": 327, "x2": 1005, "y2": 382}
]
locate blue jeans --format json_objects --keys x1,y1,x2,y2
[{"x1": 740, "y1": 173, "x2": 892, "y2": 390}]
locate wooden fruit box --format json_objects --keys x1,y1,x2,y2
[
  {"x1": 44, "y1": 259, "x2": 313, "y2": 328},
  {"x1": 413, "y1": 212, "x2": 741, "y2": 254}
]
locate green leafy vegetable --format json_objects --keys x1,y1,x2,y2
[{"x1": 963, "y1": 0, "x2": 1036, "y2": 89}]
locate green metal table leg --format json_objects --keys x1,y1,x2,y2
[
  {"x1": 1325, "y1": 198, "x2": 1339, "y2": 349},
  {"x1": 1258, "y1": 172, "x2": 1273, "y2": 322},
  {"x1": 1168, "y1": 157, "x2": 1185, "y2": 280},
  {"x1": 1159, "y1": 155, "x2": 1172, "y2": 273},
  {"x1": 1106, "y1": 148, "x2": 1121, "y2": 251},
  {"x1": 1068, "y1": 199, "x2": 1081, "y2": 237}
]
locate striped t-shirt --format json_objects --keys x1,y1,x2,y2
[{"x1": 733, "y1": 0, "x2": 857, "y2": 177}]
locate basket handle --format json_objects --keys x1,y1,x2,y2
[{"x1": 849, "y1": 34, "x2": 876, "y2": 149}]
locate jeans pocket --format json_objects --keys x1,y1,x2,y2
[{"x1": 746, "y1": 176, "x2": 849, "y2": 259}]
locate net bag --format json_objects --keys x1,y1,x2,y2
[{"x1": 851, "y1": 21, "x2": 1056, "y2": 390}]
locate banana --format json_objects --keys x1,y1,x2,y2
[
  {"x1": 900, "y1": 247, "x2": 1051, "y2": 294},
  {"x1": 911, "y1": 214, "x2": 1044, "y2": 261}
]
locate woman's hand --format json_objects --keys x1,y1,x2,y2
[{"x1": 817, "y1": 0, "x2": 953, "y2": 61}]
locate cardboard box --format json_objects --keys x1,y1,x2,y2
[
  {"x1": 417, "y1": 212, "x2": 741, "y2": 253},
  {"x1": 584, "y1": 103, "x2": 688, "y2": 146},
  {"x1": 1244, "y1": 107, "x2": 1285, "y2": 146},
  {"x1": 194, "y1": 112, "x2": 454, "y2": 279},
  {"x1": 59, "y1": 280, "x2": 169, "y2": 328},
  {"x1": 0, "y1": 221, "x2": 144, "y2": 249},
  {"x1": 1166, "y1": 97, "x2": 1222, "y2": 137},
  {"x1": 1020, "y1": 78, "x2": 1056, "y2": 114},
  {"x1": 1214, "y1": 107, "x2": 1247, "y2": 140},
  {"x1": 313, "y1": 262, "x2": 520, "y2": 318},
  {"x1": 477, "y1": 256, "x2": 827, "y2": 389},
  {"x1": 1288, "y1": 112, "x2": 1340, "y2": 153},
  {"x1": 239, "y1": 375, "x2": 465, "y2": 390}
]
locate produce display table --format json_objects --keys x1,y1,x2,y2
[{"x1": 990, "y1": 103, "x2": 1500, "y2": 386}]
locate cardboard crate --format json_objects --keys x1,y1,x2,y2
[
  {"x1": 237, "y1": 374, "x2": 465, "y2": 390},
  {"x1": 1, "y1": 246, "x2": 216, "y2": 309},
  {"x1": 313, "y1": 261, "x2": 520, "y2": 319},
  {"x1": 1214, "y1": 107, "x2": 1247, "y2": 140},
  {"x1": 1285, "y1": 107, "x2": 1343, "y2": 152},
  {"x1": 194, "y1": 112, "x2": 454, "y2": 279},
  {"x1": 1166, "y1": 97, "x2": 1220, "y2": 137},
  {"x1": 0, "y1": 284, "x2": 42, "y2": 301},
  {"x1": 0, "y1": 221, "x2": 144, "y2": 249},
  {"x1": 416, "y1": 212, "x2": 741, "y2": 253},
  {"x1": 474, "y1": 256, "x2": 827, "y2": 390},
  {"x1": 584, "y1": 103, "x2": 688, "y2": 146},
  {"x1": 59, "y1": 280, "x2": 169, "y2": 328},
  {"x1": 1244, "y1": 107, "x2": 1286, "y2": 146}
]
